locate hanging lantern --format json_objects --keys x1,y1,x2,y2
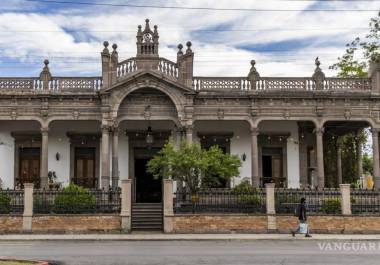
[{"x1": 146, "y1": 126, "x2": 154, "y2": 145}]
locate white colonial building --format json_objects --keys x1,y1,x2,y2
[{"x1": 1, "y1": 19, "x2": 380, "y2": 202}]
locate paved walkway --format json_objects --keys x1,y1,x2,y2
[{"x1": 1, "y1": 233, "x2": 380, "y2": 241}]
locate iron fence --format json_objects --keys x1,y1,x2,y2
[
  {"x1": 174, "y1": 189, "x2": 266, "y2": 214},
  {"x1": 33, "y1": 189, "x2": 121, "y2": 214},
  {"x1": 0, "y1": 189, "x2": 24, "y2": 214},
  {"x1": 351, "y1": 189, "x2": 380, "y2": 215},
  {"x1": 275, "y1": 188, "x2": 341, "y2": 215}
]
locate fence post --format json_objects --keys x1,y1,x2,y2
[
  {"x1": 340, "y1": 184, "x2": 352, "y2": 215},
  {"x1": 120, "y1": 179, "x2": 132, "y2": 232},
  {"x1": 22, "y1": 183, "x2": 34, "y2": 232},
  {"x1": 265, "y1": 183, "x2": 277, "y2": 232},
  {"x1": 163, "y1": 179, "x2": 174, "y2": 233}
]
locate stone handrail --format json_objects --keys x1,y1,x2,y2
[
  {"x1": 193, "y1": 77, "x2": 372, "y2": 92},
  {"x1": 192, "y1": 77, "x2": 250, "y2": 91},
  {"x1": 157, "y1": 58, "x2": 178, "y2": 80},
  {"x1": 117, "y1": 57, "x2": 138, "y2": 79},
  {"x1": 49, "y1": 77, "x2": 102, "y2": 91},
  {"x1": 0, "y1": 77, "x2": 43, "y2": 90},
  {"x1": 0, "y1": 77, "x2": 102, "y2": 91}
]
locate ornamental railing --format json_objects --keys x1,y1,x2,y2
[
  {"x1": 275, "y1": 188, "x2": 341, "y2": 215},
  {"x1": 117, "y1": 57, "x2": 138, "y2": 79},
  {"x1": 351, "y1": 189, "x2": 380, "y2": 215},
  {"x1": 157, "y1": 58, "x2": 178, "y2": 80},
  {"x1": 49, "y1": 77, "x2": 102, "y2": 91},
  {"x1": 33, "y1": 189, "x2": 121, "y2": 214},
  {"x1": 0, "y1": 189, "x2": 24, "y2": 215},
  {"x1": 174, "y1": 189, "x2": 266, "y2": 214},
  {"x1": 192, "y1": 77, "x2": 372, "y2": 92},
  {"x1": 0, "y1": 77, "x2": 102, "y2": 91}
]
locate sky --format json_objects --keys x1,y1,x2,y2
[{"x1": 0, "y1": 0, "x2": 379, "y2": 77}]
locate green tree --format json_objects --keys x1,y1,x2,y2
[
  {"x1": 147, "y1": 140, "x2": 242, "y2": 192},
  {"x1": 330, "y1": 12, "x2": 379, "y2": 77},
  {"x1": 202, "y1": 145, "x2": 241, "y2": 188},
  {"x1": 363, "y1": 152, "x2": 374, "y2": 175}
]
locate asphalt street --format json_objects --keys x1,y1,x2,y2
[{"x1": 1, "y1": 239, "x2": 380, "y2": 265}]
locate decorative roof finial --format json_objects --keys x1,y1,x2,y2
[
  {"x1": 315, "y1": 57, "x2": 321, "y2": 68},
  {"x1": 312, "y1": 57, "x2": 325, "y2": 90},
  {"x1": 102, "y1": 41, "x2": 110, "y2": 54},
  {"x1": 44, "y1": 59, "x2": 49, "y2": 67},
  {"x1": 112, "y1": 43, "x2": 117, "y2": 50},
  {"x1": 248, "y1": 59, "x2": 260, "y2": 89},
  {"x1": 177, "y1": 43, "x2": 183, "y2": 56},
  {"x1": 145, "y1": 18, "x2": 151, "y2": 31},
  {"x1": 186, "y1": 41, "x2": 192, "y2": 54}
]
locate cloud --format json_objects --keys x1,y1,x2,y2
[{"x1": 0, "y1": 0, "x2": 378, "y2": 77}]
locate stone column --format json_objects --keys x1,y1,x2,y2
[
  {"x1": 340, "y1": 184, "x2": 352, "y2": 215},
  {"x1": 22, "y1": 183, "x2": 34, "y2": 232},
  {"x1": 185, "y1": 125, "x2": 193, "y2": 145},
  {"x1": 163, "y1": 179, "x2": 174, "y2": 233},
  {"x1": 251, "y1": 128, "x2": 260, "y2": 188},
  {"x1": 372, "y1": 129, "x2": 380, "y2": 189},
  {"x1": 356, "y1": 133, "x2": 363, "y2": 183},
  {"x1": 316, "y1": 127, "x2": 325, "y2": 189},
  {"x1": 101, "y1": 125, "x2": 111, "y2": 190},
  {"x1": 265, "y1": 182, "x2": 276, "y2": 231},
  {"x1": 337, "y1": 140, "x2": 343, "y2": 185},
  {"x1": 120, "y1": 179, "x2": 132, "y2": 232},
  {"x1": 40, "y1": 127, "x2": 49, "y2": 189},
  {"x1": 112, "y1": 126, "x2": 119, "y2": 189}
]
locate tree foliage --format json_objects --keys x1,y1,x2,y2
[
  {"x1": 147, "y1": 140, "x2": 241, "y2": 192},
  {"x1": 330, "y1": 12, "x2": 380, "y2": 77}
]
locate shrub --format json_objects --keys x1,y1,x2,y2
[
  {"x1": 0, "y1": 191, "x2": 11, "y2": 214},
  {"x1": 322, "y1": 198, "x2": 341, "y2": 214},
  {"x1": 237, "y1": 194, "x2": 263, "y2": 205},
  {"x1": 232, "y1": 180, "x2": 255, "y2": 194},
  {"x1": 276, "y1": 193, "x2": 301, "y2": 204},
  {"x1": 54, "y1": 184, "x2": 96, "y2": 214}
]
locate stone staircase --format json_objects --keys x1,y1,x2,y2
[{"x1": 131, "y1": 203, "x2": 163, "y2": 231}]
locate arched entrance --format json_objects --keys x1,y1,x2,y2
[{"x1": 117, "y1": 87, "x2": 180, "y2": 203}]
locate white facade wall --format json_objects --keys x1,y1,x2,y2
[
  {"x1": 193, "y1": 121, "x2": 252, "y2": 186},
  {"x1": 0, "y1": 121, "x2": 40, "y2": 188}
]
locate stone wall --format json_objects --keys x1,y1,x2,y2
[
  {"x1": 32, "y1": 215, "x2": 121, "y2": 232},
  {"x1": 171, "y1": 214, "x2": 268, "y2": 233},
  {"x1": 0, "y1": 215, "x2": 121, "y2": 233},
  {"x1": 2, "y1": 214, "x2": 380, "y2": 234},
  {"x1": 172, "y1": 214, "x2": 380, "y2": 234},
  {"x1": 0, "y1": 216, "x2": 23, "y2": 233}
]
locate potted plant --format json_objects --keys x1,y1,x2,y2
[{"x1": 48, "y1": 171, "x2": 57, "y2": 190}]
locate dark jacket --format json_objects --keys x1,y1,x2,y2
[{"x1": 298, "y1": 203, "x2": 307, "y2": 221}]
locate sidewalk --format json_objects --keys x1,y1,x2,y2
[{"x1": 1, "y1": 233, "x2": 380, "y2": 241}]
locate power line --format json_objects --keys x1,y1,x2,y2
[{"x1": 23, "y1": 0, "x2": 380, "y2": 12}]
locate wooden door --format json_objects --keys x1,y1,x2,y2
[
  {"x1": 272, "y1": 155, "x2": 284, "y2": 187},
  {"x1": 19, "y1": 148, "x2": 40, "y2": 188},
  {"x1": 74, "y1": 147, "x2": 96, "y2": 189}
]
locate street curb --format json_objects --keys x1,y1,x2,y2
[{"x1": 2, "y1": 234, "x2": 380, "y2": 241}]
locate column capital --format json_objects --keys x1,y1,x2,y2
[
  {"x1": 40, "y1": 127, "x2": 49, "y2": 135},
  {"x1": 250, "y1": 127, "x2": 259, "y2": 136},
  {"x1": 315, "y1": 127, "x2": 324, "y2": 135},
  {"x1": 372, "y1": 128, "x2": 380, "y2": 136},
  {"x1": 101, "y1": 124, "x2": 111, "y2": 132}
]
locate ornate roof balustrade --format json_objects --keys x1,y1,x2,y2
[
  {"x1": 192, "y1": 76, "x2": 372, "y2": 92},
  {"x1": 0, "y1": 77, "x2": 43, "y2": 90},
  {"x1": 0, "y1": 77, "x2": 102, "y2": 92},
  {"x1": 157, "y1": 58, "x2": 178, "y2": 80},
  {"x1": 117, "y1": 57, "x2": 138, "y2": 79}
]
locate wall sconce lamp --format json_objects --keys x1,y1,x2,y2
[
  {"x1": 55, "y1": 152, "x2": 60, "y2": 161},
  {"x1": 241, "y1": 153, "x2": 247, "y2": 162}
]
